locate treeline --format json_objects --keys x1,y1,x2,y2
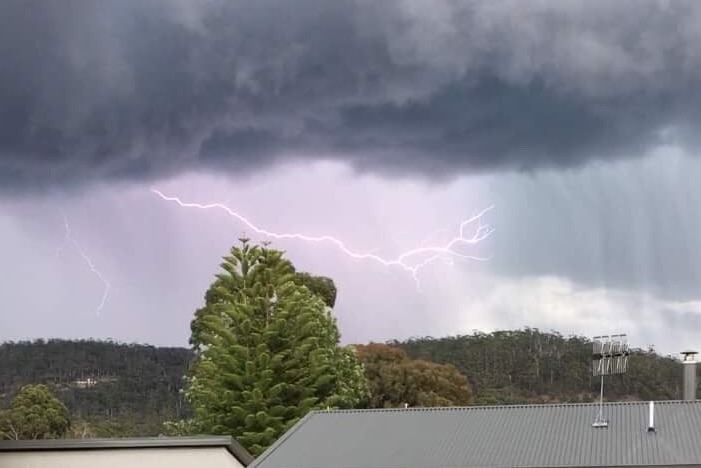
[
  {"x1": 395, "y1": 328, "x2": 687, "y2": 404},
  {"x1": 0, "y1": 329, "x2": 690, "y2": 434},
  {"x1": 0, "y1": 339, "x2": 193, "y2": 436}
]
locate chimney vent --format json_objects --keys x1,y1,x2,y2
[
  {"x1": 647, "y1": 401, "x2": 655, "y2": 432},
  {"x1": 681, "y1": 350, "x2": 698, "y2": 401}
]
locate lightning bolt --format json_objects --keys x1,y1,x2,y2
[
  {"x1": 150, "y1": 188, "x2": 494, "y2": 289},
  {"x1": 55, "y1": 216, "x2": 111, "y2": 315}
]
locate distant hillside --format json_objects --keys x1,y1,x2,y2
[
  {"x1": 0, "y1": 339, "x2": 194, "y2": 436},
  {"x1": 0, "y1": 330, "x2": 693, "y2": 436},
  {"x1": 394, "y1": 328, "x2": 689, "y2": 404}
]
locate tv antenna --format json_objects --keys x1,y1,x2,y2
[{"x1": 591, "y1": 334, "x2": 630, "y2": 428}]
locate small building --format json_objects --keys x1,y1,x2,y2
[
  {"x1": 0, "y1": 436, "x2": 253, "y2": 468},
  {"x1": 250, "y1": 400, "x2": 701, "y2": 468}
]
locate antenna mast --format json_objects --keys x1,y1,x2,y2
[{"x1": 591, "y1": 334, "x2": 630, "y2": 428}]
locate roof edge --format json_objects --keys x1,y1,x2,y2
[
  {"x1": 225, "y1": 436, "x2": 255, "y2": 466},
  {"x1": 307, "y1": 399, "x2": 701, "y2": 415},
  {"x1": 248, "y1": 411, "x2": 316, "y2": 468},
  {"x1": 0, "y1": 436, "x2": 254, "y2": 466}
]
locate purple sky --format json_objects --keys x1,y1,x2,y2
[
  {"x1": 2, "y1": 1, "x2": 701, "y2": 355},
  {"x1": 3, "y1": 151, "x2": 701, "y2": 355}
]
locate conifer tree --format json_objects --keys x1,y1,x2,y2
[{"x1": 185, "y1": 238, "x2": 368, "y2": 455}]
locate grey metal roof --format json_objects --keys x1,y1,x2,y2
[
  {"x1": 250, "y1": 401, "x2": 701, "y2": 468},
  {"x1": 0, "y1": 436, "x2": 254, "y2": 466}
]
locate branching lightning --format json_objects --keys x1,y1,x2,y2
[
  {"x1": 150, "y1": 188, "x2": 494, "y2": 289},
  {"x1": 55, "y1": 216, "x2": 111, "y2": 315}
]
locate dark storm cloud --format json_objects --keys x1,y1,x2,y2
[{"x1": 3, "y1": 0, "x2": 701, "y2": 192}]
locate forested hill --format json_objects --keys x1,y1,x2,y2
[
  {"x1": 0, "y1": 339, "x2": 194, "y2": 436},
  {"x1": 395, "y1": 329, "x2": 688, "y2": 404},
  {"x1": 0, "y1": 330, "x2": 691, "y2": 436}
]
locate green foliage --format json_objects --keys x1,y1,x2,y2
[
  {"x1": 65, "y1": 419, "x2": 97, "y2": 439},
  {"x1": 0, "y1": 329, "x2": 693, "y2": 441},
  {"x1": 292, "y1": 272, "x2": 337, "y2": 309},
  {"x1": 161, "y1": 418, "x2": 199, "y2": 436},
  {"x1": 395, "y1": 328, "x2": 690, "y2": 404},
  {"x1": 185, "y1": 238, "x2": 368, "y2": 456},
  {"x1": 325, "y1": 345, "x2": 370, "y2": 409},
  {"x1": 0, "y1": 339, "x2": 192, "y2": 437},
  {"x1": 190, "y1": 271, "x2": 338, "y2": 349},
  {"x1": 355, "y1": 343, "x2": 472, "y2": 408},
  {"x1": 81, "y1": 416, "x2": 149, "y2": 438},
  {"x1": 0, "y1": 384, "x2": 70, "y2": 440}
]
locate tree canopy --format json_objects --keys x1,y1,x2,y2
[
  {"x1": 396, "y1": 329, "x2": 685, "y2": 404},
  {"x1": 185, "y1": 238, "x2": 368, "y2": 455},
  {"x1": 355, "y1": 343, "x2": 472, "y2": 408},
  {"x1": 292, "y1": 272, "x2": 337, "y2": 309},
  {"x1": 190, "y1": 265, "x2": 337, "y2": 349},
  {"x1": 0, "y1": 384, "x2": 70, "y2": 440},
  {"x1": 0, "y1": 331, "x2": 693, "y2": 441}
]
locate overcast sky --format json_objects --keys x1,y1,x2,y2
[{"x1": 2, "y1": 0, "x2": 701, "y2": 355}]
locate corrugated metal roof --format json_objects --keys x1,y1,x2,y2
[{"x1": 251, "y1": 401, "x2": 701, "y2": 468}]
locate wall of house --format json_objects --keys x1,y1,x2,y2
[{"x1": 0, "y1": 446, "x2": 244, "y2": 468}]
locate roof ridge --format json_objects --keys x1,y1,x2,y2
[{"x1": 311, "y1": 400, "x2": 701, "y2": 415}]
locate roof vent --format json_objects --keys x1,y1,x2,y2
[{"x1": 647, "y1": 401, "x2": 655, "y2": 433}]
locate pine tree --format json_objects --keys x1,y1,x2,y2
[{"x1": 185, "y1": 238, "x2": 368, "y2": 455}]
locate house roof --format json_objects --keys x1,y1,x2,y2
[
  {"x1": 250, "y1": 401, "x2": 701, "y2": 468},
  {"x1": 0, "y1": 436, "x2": 254, "y2": 466}
]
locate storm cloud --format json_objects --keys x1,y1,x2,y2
[{"x1": 3, "y1": 0, "x2": 701, "y2": 193}]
